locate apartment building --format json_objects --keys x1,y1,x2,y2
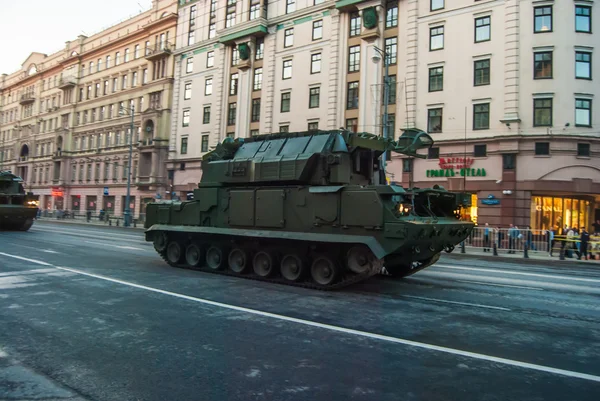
[
  {"x1": 0, "y1": 0, "x2": 178, "y2": 219},
  {"x1": 169, "y1": 0, "x2": 599, "y2": 228}
]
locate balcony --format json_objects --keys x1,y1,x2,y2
[
  {"x1": 218, "y1": 18, "x2": 268, "y2": 45},
  {"x1": 144, "y1": 42, "x2": 174, "y2": 60},
  {"x1": 19, "y1": 94, "x2": 35, "y2": 105},
  {"x1": 58, "y1": 76, "x2": 77, "y2": 89}
]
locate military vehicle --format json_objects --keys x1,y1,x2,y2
[
  {"x1": 0, "y1": 170, "x2": 39, "y2": 231},
  {"x1": 144, "y1": 129, "x2": 474, "y2": 290}
]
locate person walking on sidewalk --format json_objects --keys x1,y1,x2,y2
[
  {"x1": 580, "y1": 227, "x2": 590, "y2": 260},
  {"x1": 483, "y1": 223, "x2": 490, "y2": 252},
  {"x1": 548, "y1": 226, "x2": 556, "y2": 257},
  {"x1": 508, "y1": 224, "x2": 519, "y2": 254}
]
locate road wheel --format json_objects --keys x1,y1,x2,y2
[
  {"x1": 346, "y1": 245, "x2": 380, "y2": 274},
  {"x1": 311, "y1": 255, "x2": 339, "y2": 286},
  {"x1": 228, "y1": 248, "x2": 250, "y2": 274},
  {"x1": 253, "y1": 251, "x2": 276, "y2": 278},
  {"x1": 166, "y1": 241, "x2": 184, "y2": 264},
  {"x1": 185, "y1": 243, "x2": 203, "y2": 267},
  {"x1": 280, "y1": 254, "x2": 306, "y2": 282},
  {"x1": 206, "y1": 245, "x2": 226, "y2": 270}
]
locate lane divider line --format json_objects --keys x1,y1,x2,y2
[
  {"x1": 456, "y1": 280, "x2": 544, "y2": 291},
  {"x1": 401, "y1": 295, "x2": 511, "y2": 310},
  {"x1": 435, "y1": 264, "x2": 600, "y2": 284},
  {"x1": 1, "y1": 251, "x2": 599, "y2": 384}
]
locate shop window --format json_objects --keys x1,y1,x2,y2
[
  {"x1": 502, "y1": 154, "x2": 515, "y2": 170},
  {"x1": 577, "y1": 143, "x2": 590, "y2": 157},
  {"x1": 474, "y1": 144, "x2": 487, "y2": 157},
  {"x1": 428, "y1": 147, "x2": 439, "y2": 159},
  {"x1": 535, "y1": 142, "x2": 550, "y2": 155},
  {"x1": 531, "y1": 196, "x2": 591, "y2": 231}
]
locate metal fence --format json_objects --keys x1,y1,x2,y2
[
  {"x1": 461, "y1": 227, "x2": 600, "y2": 260},
  {"x1": 36, "y1": 209, "x2": 146, "y2": 226}
]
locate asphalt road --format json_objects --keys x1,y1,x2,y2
[{"x1": 1, "y1": 221, "x2": 599, "y2": 401}]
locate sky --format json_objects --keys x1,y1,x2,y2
[{"x1": 0, "y1": 0, "x2": 154, "y2": 75}]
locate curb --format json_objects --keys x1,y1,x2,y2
[
  {"x1": 33, "y1": 219, "x2": 145, "y2": 231},
  {"x1": 443, "y1": 251, "x2": 597, "y2": 268}
]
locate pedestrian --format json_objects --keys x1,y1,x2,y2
[
  {"x1": 579, "y1": 227, "x2": 590, "y2": 260},
  {"x1": 548, "y1": 226, "x2": 556, "y2": 257},
  {"x1": 483, "y1": 223, "x2": 490, "y2": 252},
  {"x1": 526, "y1": 226, "x2": 536, "y2": 251},
  {"x1": 508, "y1": 224, "x2": 519, "y2": 254}
]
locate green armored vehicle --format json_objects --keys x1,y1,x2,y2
[
  {"x1": 0, "y1": 170, "x2": 39, "y2": 231},
  {"x1": 144, "y1": 129, "x2": 474, "y2": 289}
]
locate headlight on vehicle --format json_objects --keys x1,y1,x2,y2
[{"x1": 27, "y1": 200, "x2": 39, "y2": 206}]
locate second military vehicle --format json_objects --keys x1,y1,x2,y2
[
  {"x1": 0, "y1": 170, "x2": 39, "y2": 231},
  {"x1": 144, "y1": 129, "x2": 474, "y2": 290}
]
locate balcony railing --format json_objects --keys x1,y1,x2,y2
[
  {"x1": 58, "y1": 76, "x2": 77, "y2": 89},
  {"x1": 19, "y1": 94, "x2": 35, "y2": 105},
  {"x1": 144, "y1": 42, "x2": 174, "y2": 60}
]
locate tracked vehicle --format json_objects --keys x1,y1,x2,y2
[
  {"x1": 144, "y1": 129, "x2": 474, "y2": 290},
  {"x1": 0, "y1": 170, "x2": 39, "y2": 231}
]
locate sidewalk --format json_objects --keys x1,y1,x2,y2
[{"x1": 33, "y1": 216, "x2": 145, "y2": 230}]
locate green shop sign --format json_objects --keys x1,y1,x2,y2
[{"x1": 426, "y1": 157, "x2": 487, "y2": 178}]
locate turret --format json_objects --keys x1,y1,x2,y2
[{"x1": 199, "y1": 128, "x2": 434, "y2": 188}]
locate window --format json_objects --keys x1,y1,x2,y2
[
  {"x1": 249, "y1": 0, "x2": 260, "y2": 20},
  {"x1": 312, "y1": 20, "x2": 323, "y2": 40},
  {"x1": 473, "y1": 103, "x2": 490, "y2": 130},
  {"x1": 430, "y1": 0, "x2": 444, "y2": 11},
  {"x1": 308, "y1": 122, "x2": 319, "y2": 131},
  {"x1": 475, "y1": 16, "x2": 491, "y2": 42},
  {"x1": 534, "y1": 52, "x2": 552, "y2": 79},
  {"x1": 255, "y1": 39, "x2": 264, "y2": 59},
  {"x1": 385, "y1": 37, "x2": 397, "y2": 64},
  {"x1": 250, "y1": 129, "x2": 259, "y2": 136},
  {"x1": 533, "y1": 98, "x2": 552, "y2": 126},
  {"x1": 230, "y1": 73, "x2": 239, "y2": 95},
  {"x1": 231, "y1": 46, "x2": 240, "y2": 66},
  {"x1": 186, "y1": 57, "x2": 194, "y2": 73},
  {"x1": 535, "y1": 142, "x2": 550, "y2": 156},
  {"x1": 350, "y1": 12, "x2": 361, "y2": 37},
  {"x1": 206, "y1": 51, "x2": 214, "y2": 68},
  {"x1": 430, "y1": 26, "x2": 444, "y2": 50},
  {"x1": 474, "y1": 144, "x2": 487, "y2": 157},
  {"x1": 181, "y1": 137, "x2": 188, "y2": 154},
  {"x1": 203, "y1": 106, "x2": 211, "y2": 124},
  {"x1": 122, "y1": 75, "x2": 127, "y2": 89},
  {"x1": 402, "y1": 158, "x2": 413, "y2": 173},
  {"x1": 427, "y1": 108, "x2": 442, "y2": 133},
  {"x1": 106, "y1": 55, "x2": 111, "y2": 68},
  {"x1": 282, "y1": 60, "x2": 292, "y2": 79},
  {"x1": 309, "y1": 87, "x2": 320, "y2": 108},
  {"x1": 575, "y1": 99, "x2": 591, "y2": 127},
  {"x1": 311, "y1": 53, "x2": 321, "y2": 74},
  {"x1": 227, "y1": 103, "x2": 237, "y2": 125},
  {"x1": 534, "y1": 6, "x2": 552, "y2": 33},
  {"x1": 205, "y1": 78, "x2": 213, "y2": 95},
  {"x1": 346, "y1": 118, "x2": 358, "y2": 133},
  {"x1": 388, "y1": 75, "x2": 397, "y2": 104},
  {"x1": 503, "y1": 154, "x2": 515, "y2": 170},
  {"x1": 201, "y1": 135, "x2": 209, "y2": 152},
  {"x1": 134, "y1": 44, "x2": 140, "y2": 59},
  {"x1": 284, "y1": 28, "x2": 294, "y2": 48},
  {"x1": 428, "y1": 67, "x2": 443, "y2": 92},
  {"x1": 347, "y1": 82, "x2": 359, "y2": 109},
  {"x1": 251, "y1": 99, "x2": 261, "y2": 122},
  {"x1": 124, "y1": 48, "x2": 130, "y2": 63},
  {"x1": 575, "y1": 52, "x2": 591, "y2": 79},
  {"x1": 184, "y1": 82, "x2": 192, "y2": 100},
  {"x1": 286, "y1": 0, "x2": 296, "y2": 13},
  {"x1": 428, "y1": 147, "x2": 439, "y2": 159},
  {"x1": 386, "y1": 2, "x2": 398, "y2": 28},
  {"x1": 474, "y1": 59, "x2": 490, "y2": 86},
  {"x1": 575, "y1": 6, "x2": 591, "y2": 33},
  {"x1": 182, "y1": 109, "x2": 190, "y2": 127},
  {"x1": 280, "y1": 125, "x2": 289, "y2": 133},
  {"x1": 577, "y1": 143, "x2": 590, "y2": 157},
  {"x1": 281, "y1": 92, "x2": 291, "y2": 112},
  {"x1": 348, "y1": 46, "x2": 360, "y2": 72},
  {"x1": 226, "y1": 0, "x2": 236, "y2": 28},
  {"x1": 253, "y1": 68, "x2": 263, "y2": 90}
]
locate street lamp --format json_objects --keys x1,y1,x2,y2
[
  {"x1": 118, "y1": 104, "x2": 135, "y2": 227},
  {"x1": 371, "y1": 45, "x2": 391, "y2": 173}
]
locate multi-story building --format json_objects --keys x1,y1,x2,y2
[
  {"x1": 0, "y1": 0, "x2": 177, "y2": 220},
  {"x1": 169, "y1": 0, "x2": 598, "y2": 229}
]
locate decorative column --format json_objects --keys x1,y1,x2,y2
[
  {"x1": 502, "y1": 0, "x2": 521, "y2": 123},
  {"x1": 235, "y1": 41, "x2": 253, "y2": 138}
]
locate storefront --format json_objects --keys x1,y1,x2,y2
[{"x1": 530, "y1": 196, "x2": 593, "y2": 231}]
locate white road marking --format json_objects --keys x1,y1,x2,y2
[
  {"x1": 456, "y1": 280, "x2": 544, "y2": 291},
  {"x1": 401, "y1": 295, "x2": 512, "y2": 311},
  {"x1": 0, "y1": 268, "x2": 57, "y2": 277},
  {"x1": 2, "y1": 250, "x2": 599, "y2": 383},
  {"x1": 0, "y1": 252, "x2": 52, "y2": 266},
  {"x1": 0, "y1": 349, "x2": 7, "y2": 358},
  {"x1": 116, "y1": 246, "x2": 143, "y2": 251},
  {"x1": 435, "y1": 264, "x2": 600, "y2": 284},
  {"x1": 42, "y1": 250, "x2": 58, "y2": 254}
]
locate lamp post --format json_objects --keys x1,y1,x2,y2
[
  {"x1": 371, "y1": 45, "x2": 390, "y2": 172},
  {"x1": 119, "y1": 105, "x2": 135, "y2": 227}
]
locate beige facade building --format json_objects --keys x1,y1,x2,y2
[
  {"x1": 169, "y1": 0, "x2": 599, "y2": 229},
  {"x1": 0, "y1": 0, "x2": 178, "y2": 220}
]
